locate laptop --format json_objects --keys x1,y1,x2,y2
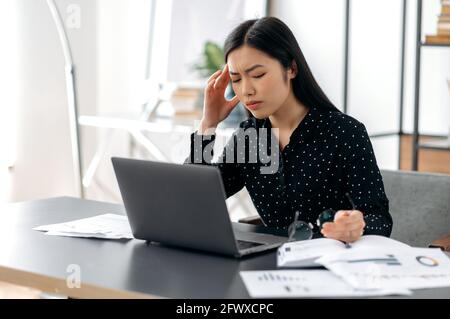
[{"x1": 111, "y1": 157, "x2": 289, "y2": 258}]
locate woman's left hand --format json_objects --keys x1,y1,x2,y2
[{"x1": 321, "y1": 210, "x2": 366, "y2": 243}]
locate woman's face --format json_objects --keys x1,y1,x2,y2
[{"x1": 227, "y1": 45, "x2": 296, "y2": 119}]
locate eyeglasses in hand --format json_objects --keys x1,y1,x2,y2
[
  {"x1": 287, "y1": 211, "x2": 314, "y2": 242},
  {"x1": 287, "y1": 193, "x2": 357, "y2": 242}
]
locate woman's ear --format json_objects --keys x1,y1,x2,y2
[{"x1": 288, "y1": 60, "x2": 298, "y2": 79}]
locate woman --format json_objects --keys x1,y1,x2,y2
[{"x1": 186, "y1": 17, "x2": 392, "y2": 243}]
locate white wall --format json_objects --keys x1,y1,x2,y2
[
  {"x1": 94, "y1": 0, "x2": 155, "y2": 202},
  {"x1": 348, "y1": 0, "x2": 402, "y2": 136},
  {"x1": 271, "y1": 0, "x2": 345, "y2": 110},
  {"x1": 96, "y1": 0, "x2": 153, "y2": 115},
  {"x1": 5, "y1": 0, "x2": 99, "y2": 202},
  {"x1": 0, "y1": 1, "x2": 19, "y2": 201},
  {"x1": 167, "y1": 0, "x2": 267, "y2": 82},
  {"x1": 167, "y1": 0, "x2": 243, "y2": 82}
]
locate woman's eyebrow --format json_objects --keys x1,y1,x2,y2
[{"x1": 229, "y1": 64, "x2": 265, "y2": 75}]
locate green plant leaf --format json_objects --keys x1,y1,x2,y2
[{"x1": 191, "y1": 41, "x2": 225, "y2": 77}]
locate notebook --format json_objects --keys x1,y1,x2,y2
[{"x1": 277, "y1": 235, "x2": 410, "y2": 268}]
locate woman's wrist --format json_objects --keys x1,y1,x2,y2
[{"x1": 198, "y1": 119, "x2": 218, "y2": 135}]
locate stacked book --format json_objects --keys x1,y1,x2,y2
[
  {"x1": 170, "y1": 86, "x2": 203, "y2": 116},
  {"x1": 438, "y1": 0, "x2": 450, "y2": 35},
  {"x1": 426, "y1": 0, "x2": 450, "y2": 44}
]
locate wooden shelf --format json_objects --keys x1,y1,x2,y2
[
  {"x1": 401, "y1": 135, "x2": 450, "y2": 174},
  {"x1": 419, "y1": 138, "x2": 450, "y2": 151},
  {"x1": 424, "y1": 35, "x2": 450, "y2": 46}
]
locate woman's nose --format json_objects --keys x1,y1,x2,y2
[{"x1": 242, "y1": 80, "x2": 255, "y2": 97}]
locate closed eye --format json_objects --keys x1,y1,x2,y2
[{"x1": 231, "y1": 73, "x2": 265, "y2": 83}]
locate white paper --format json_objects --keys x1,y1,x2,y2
[
  {"x1": 348, "y1": 235, "x2": 410, "y2": 250},
  {"x1": 277, "y1": 238, "x2": 345, "y2": 268},
  {"x1": 317, "y1": 247, "x2": 450, "y2": 290},
  {"x1": 33, "y1": 214, "x2": 133, "y2": 239},
  {"x1": 240, "y1": 270, "x2": 411, "y2": 298},
  {"x1": 277, "y1": 235, "x2": 410, "y2": 268}
]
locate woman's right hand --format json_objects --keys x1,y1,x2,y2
[{"x1": 199, "y1": 64, "x2": 240, "y2": 134}]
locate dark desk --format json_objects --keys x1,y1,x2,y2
[{"x1": 0, "y1": 197, "x2": 449, "y2": 299}]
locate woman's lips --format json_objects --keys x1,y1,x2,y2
[{"x1": 246, "y1": 101, "x2": 263, "y2": 110}]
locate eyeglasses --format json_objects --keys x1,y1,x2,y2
[
  {"x1": 287, "y1": 193, "x2": 357, "y2": 242},
  {"x1": 287, "y1": 211, "x2": 314, "y2": 242}
]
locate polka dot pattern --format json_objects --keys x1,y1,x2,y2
[{"x1": 187, "y1": 107, "x2": 392, "y2": 237}]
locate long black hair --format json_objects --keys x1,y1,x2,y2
[{"x1": 224, "y1": 17, "x2": 339, "y2": 113}]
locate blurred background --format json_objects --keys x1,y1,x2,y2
[{"x1": 0, "y1": 0, "x2": 448, "y2": 222}]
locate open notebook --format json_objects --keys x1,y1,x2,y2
[{"x1": 277, "y1": 235, "x2": 410, "y2": 268}]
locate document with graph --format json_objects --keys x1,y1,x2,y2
[
  {"x1": 317, "y1": 247, "x2": 450, "y2": 290},
  {"x1": 277, "y1": 235, "x2": 410, "y2": 268},
  {"x1": 239, "y1": 270, "x2": 411, "y2": 298}
]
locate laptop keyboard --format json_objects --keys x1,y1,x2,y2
[{"x1": 236, "y1": 240, "x2": 264, "y2": 250}]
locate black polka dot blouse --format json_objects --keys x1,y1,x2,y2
[{"x1": 186, "y1": 107, "x2": 392, "y2": 237}]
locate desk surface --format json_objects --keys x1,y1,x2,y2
[{"x1": 0, "y1": 197, "x2": 449, "y2": 299}]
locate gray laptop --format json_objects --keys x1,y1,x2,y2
[{"x1": 111, "y1": 157, "x2": 288, "y2": 258}]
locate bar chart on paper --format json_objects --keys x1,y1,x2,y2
[
  {"x1": 257, "y1": 272, "x2": 307, "y2": 283},
  {"x1": 256, "y1": 272, "x2": 310, "y2": 293},
  {"x1": 346, "y1": 254, "x2": 402, "y2": 266},
  {"x1": 317, "y1": 248, "x2": 450, "y2": 290},
  {"x1": 239, "y1": 270, "x2": 410, "y2": 298}
]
